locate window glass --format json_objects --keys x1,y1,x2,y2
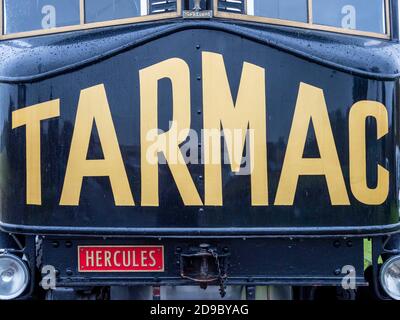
[
  {"x1": 313, "y1": 0, "x2": 386, "y2": 34},
  {"x1": 249, "y1": 0, "x2": 308, "y2": 23},
  {"x1": 3, "y1": 0, "x2": 80, "y2": 34},
  {"x1": 85, "y1": 0, "x2": 144, "y2": 23}
]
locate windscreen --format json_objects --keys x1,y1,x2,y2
[
  {"x1": 219, "y1": 0, "x2": 388, "y2": 35},
  {"x1": 2, "y1": 0, "x2": 177, "y2": 36},
  {"x1": 248, "y1": 0, "x2": 308, "y2": 23},
  {"x1": 3, "y1": 0, "x2": 80, "y2": 34},
  {"x1": 85, "y1": 0, "x2": 143, "y2": 23},
  {"x1": 313, "y1": 0, "x2": 386, "y2": 34}
]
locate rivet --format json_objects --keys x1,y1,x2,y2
[
  {"x1": 347, "y1": 240, "x2": 353, "y2": 247},
  {"x1": 66, "y1": 268, "x2": 73, "y2": 276},
  {"x1": 333, "y1": 240, "x2": 341, "y2": 248}
]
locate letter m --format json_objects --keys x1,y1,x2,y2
[{"x1": 202, "y1": 52, "x2": 268, "y2": 206}]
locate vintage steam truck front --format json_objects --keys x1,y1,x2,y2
[{"x1": 0, "y1": 0, "x2": 400, "y2": 300}]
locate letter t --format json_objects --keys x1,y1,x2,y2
[{"x1": 12, "y1": 100, "x2": 60, "y2": 205}]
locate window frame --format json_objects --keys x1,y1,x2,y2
[
  {"x1": 0, "y1": 0, "x2": 392, "y2": 40},
  {"x1": 215, "y1": 0, "x2": 392, "y2": 40},
  {"x1": 0, "y1": 0, "x2": 182, "y2": 40}
]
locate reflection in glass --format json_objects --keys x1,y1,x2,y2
[
  {"x1": 248, "y1": 0, "x2": 308, "y2": 23},
  {"x1": 313, "y1": 0, "x2": 386, "y2": 34},
  {"x1": 85, "y1": 0, "x2": 144, "y2": 23},
  {"x1": 4, "y1": 0, "x2": 80, "y2": 34}
]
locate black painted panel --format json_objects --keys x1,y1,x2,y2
[{"x1": 0, "y1": 24, "x2": 399, "y2": 234}]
